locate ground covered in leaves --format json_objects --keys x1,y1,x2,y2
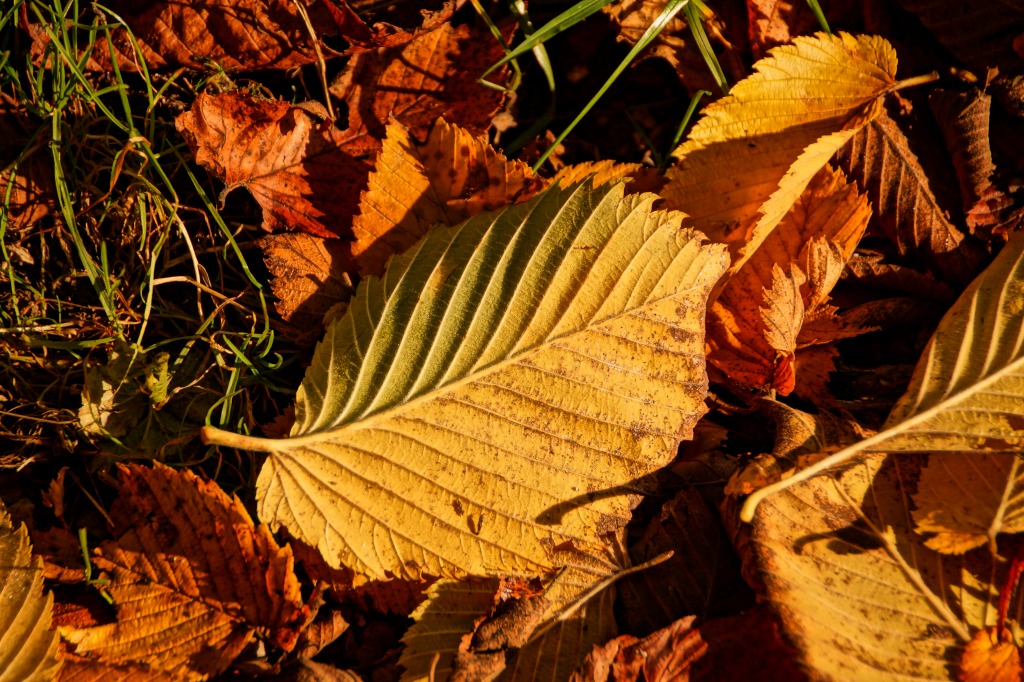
[{"x1": 3, "y1": 1, "x2": 1024, "y2": 680}]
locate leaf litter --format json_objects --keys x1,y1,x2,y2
[{"x1": 4, "y1": 2, "x2": 1024, "y2": 681}]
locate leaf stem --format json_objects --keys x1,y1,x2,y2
[
  {"x1": 201, "y1": 425, "x2": 279, "y2": 452},
  {"x1": 890, "y1": 71, "x2": 939, "y2": 93}
]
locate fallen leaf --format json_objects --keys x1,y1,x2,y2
[
  {"x1": 29, "y1": 0, "x2": 372, "y2": 72},
  {"x1": 834, "y1": 109, "x2": 986, "y2": 283},
  {"x1": 690, "y1": 609, "x2": 802, "y2": 682},
  {"x1": 0, "y1": 498, "x2": 60, "y2": 681},
  {"x1": 202, "y1": 179, "x2": 728, "y2": 583},
  {"x1": 176, "y1": 93, "x2": 374, "y2": 238},
  {"x1": 896, "y1": 0, "x2": 1024, "y2": 73},
  {"x1": 569, "y1": 616, "x2": 706, "y2": 682},
  {"x1": 293, "y1": 609, "x2": 349, "y2": 659},
  {"x1": 331, "y1": 21, "x2": 513, "y2": 144},
  {"x1": 274, "y1": 659, "x2": 363, "y2": 682},
  {"x1": 930, "y1": 88, "x2": 1018, "y2": 239},
  {"x1": 0, "y1": 112, "x2": 53, "y2": 237},
  {"x1": 662, "y1": 32, "x2": 899, "y2": 279},
  {"x1": 913, "y1": 454, "x2": 1024, "y2": 554},
  {"x1": 605, "y1": 0, "x2": 741, "y2": 91},
  {"x1": 58, "y1": 662, "x2": 186, "y2": 681},
  {"x1": 400, "y1": 578, "x2": 501, "y2": 682},
  {"x1": 745, "y1": 0, "x2": 857, "y2": 58},
  {"x1": 616, "y1": 488, "x2": 751, "y2": 635},
  {"x1": 959, "y1": 628, "x2": 1023, "y2": 682},
  {"x1": 342, "y1": 0, "x2": 461, "y2": 51},
  {"x1": 706, "y1": 165, "x2": 872, "y2": 395},
  {"x1": 843, "y1": 252, "x2": 957, "y2": 303},
  {"x1": 260, "y1": 233, "x2": 355, "y2": 343},
  {"x1": 61, "y1": 463, "x2": 304, "y2": 679},
  {"x1": 350, "y1": 118, "x2": 544, "y2": 276}
]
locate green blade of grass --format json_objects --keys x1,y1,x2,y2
[
  {"x1": 806, "y1": 0, "x2": 831, "y2": 34},
  {"x1": 481, "y1": 0, "x2": 617, "y2": 80},
  {"x1": 532, "y1": 0, "x2": 690, "y2": 172},
  {"x1": 684, "y1": 1, "x2": 728, "y2": 94}
]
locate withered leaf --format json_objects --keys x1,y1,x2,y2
[
  {"x1": 958, "y1": 628, "x2": 1023, "y2": 682},
  {"x1": 569, "y1": 616, "x2": 706, "y2": 682},
  {"x1": 331, "y1": 21, "x2": 513, "y2": 143},
  {"x1": 176, "y1": 93, "x2": 373, "y2": 238},
  {"x1": 897, "y1": 0, "x2": 1024, "y2": 73},
  {"x1": 58, "y1": 661, "x2": 186, "y2": 681},
  {"x1": 31, "y1": 0, "x2": 368, "y2": 72},
  {"x1": 617, "y1": 489, "x2": 751, "y2": 636},
  {"x1": 707, "y1": 165, "x2": 871, "y2": 396},
  {"x1": 834, "y1": 109, "x2": 986, "y2": 283},
  {"x1": 260, "y1": 233, "x2": 354, "y2": 343},
  {"x1": 930, "y1": 88, "x2": 1018, "y2": 240},
  {"x1": 351, "y1": 118, "x2": 544, "y2": 276},
  {"x1": 61, "y1": 463, "x2": 304, "y2": 679}
]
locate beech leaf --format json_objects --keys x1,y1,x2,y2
[
  {"x1": 61, "y1": 463, "x2": 304, "y2": 679},
  {"x1": 0, "y1": 499, "x2": 59, "y2": 682},
  {"x1": 662, "y1": 32, "x2": 904, "y2": 277},
  {"x1": 203, "y1": 179, "x2": 728, "y2": 582}
]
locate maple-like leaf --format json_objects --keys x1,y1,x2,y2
[
  {"x1": 331, "y1": 21, "x2": 512, "y2": 144},
  {"x1": 350, "y1": 118, "x2": 545, "y2": 276},
  {"x1": 61, "y1": 463, "x2": 304, "y2": 679},
  {"x1": 0, "y1": 499, "x2": 60, "y2": 682},
  {"x1": 176, "y1": 93, "x2": 374, "y2": 238},
  {"x1": 203, "y1": 179, "x2": 728, "y2": 582},
  {"x1": 706, "y1": 164, "x2": 872, "y2": 395},
  {"x1": 260, "y1": 233, "x2": 354, "y2": 343},
  {"x1": 662, "y1": 32, "x2": 904, "y2": 279}
]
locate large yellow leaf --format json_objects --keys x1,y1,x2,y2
[
  {"x1": 203, "y1": 180, "x2": 728, "y2": 582},
  {"x1": 0, "y1": 499, "x2": 59, "y2": 682},
  {"x1": 661, "y1": 32, "x2": 910, "y2": 276}
]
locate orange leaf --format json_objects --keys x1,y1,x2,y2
[
  {"x1": 707, "y1": 165, "x2": 871, "y2": 395},
  {"x1": 61, "y1": 463, "x2": 304, "y2": 679},
  {"x1": 176, "y1": 92, "x2": 374, "y2": 238},
  {"x1": 260, "y1": 233, "x2": 355, "y2": 343},
  {"x1": 28, "y1": 0, "x2": 372, "y2": 72},
  {"x1": 570, "y1": 616, "x2": 707, "y2": 682},
  {"x1": 59, "y1": 661, "x2": 186, "y2": 681},
  {"x1": 350, "y1": 118, "x2": 545, "y2": 275},
  {"x1": 331, "y1": 21, "x2": 513, "y2": 145},
  {"x1": 959, "y1": 628, "x2": 1023, "y2": 682}
]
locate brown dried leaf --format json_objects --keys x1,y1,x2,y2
[
  {"x1": 260, "y1": 233, "x2": 354, "y2": 342},
  {"x1": 930, "y1": 89, "x2": 1018, "y2": 239},
  {"x1": 690, "y1": 609, "x2": 802, "y2": 682},
  {"x1": 331, "y1": 21, "x2": 512, "y2": 144},
  {"x1": 617, "y1": 489, "x2": 751, "y2": 636},
  {"x1": 0, "y1": 111, "x2": 54, "y2": 238},
  {"x1": 959, "y1": 628, "x2": 1023, "y2": 682},
  {"x1": 605, "y1": 1, "x2": 741, "y2": 91},
  {"x1": 30, "y1": 0, "x2": 373, "y2": 72},
  {"x1": 569, "y1": 616, "x2": 706, "y2": 682},
  {"x1": 60, "y1": 463, "x2": 304, "y2": 679},
  {"x1": 275, "y1": 659, "x2": 363, "y2": 682},
  {"x1": 896, "y1": 0, "x2": 1024, "y2": 73},
  {"x1": 707, "y1": 165, "x2": 871, "y2": 395},
  {"x1": 293, "y1": 609, "x2": 349, "y2": 660},
  {"x1": 834, "y1": 109, "x2": 986, "y2": 283},
  {"x1": 351, "y1": 118, "x2": 544, "y2": 276},
  {"x1": 176, "y1": 93, "x2": 374, "y2": 238},
  {"x1": 58, "y1": 662, "x2": 186, "y2": 681}
]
